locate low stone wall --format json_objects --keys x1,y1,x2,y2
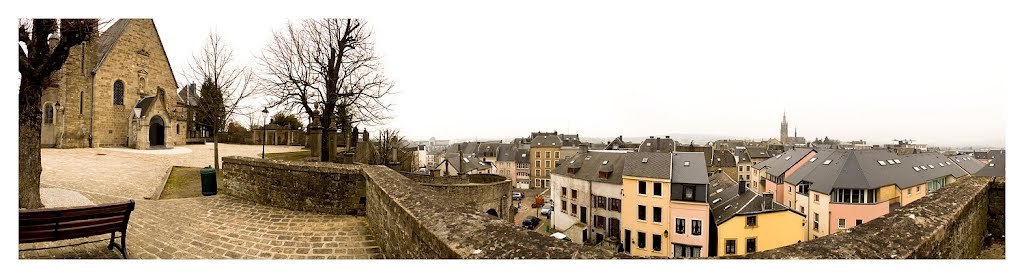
[
  {"x1": 221, "y1": 156, "x2": 367, "y2": 216},
  {"x1": 364, "y1": 166, "x2": 627, "y2": 259},
  {"x1": 988, "y1": 178, "x2": 1005, "y2": 240},
  {"x1": 401, "y1": 173, "x2": 513, "y2": 222},
  {"x1": 737, "y1": 176, "x2": 1004, "y2": 259}
]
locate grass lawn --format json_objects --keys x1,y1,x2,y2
[{"x1": 159, "y1": 166, "x2": 224, "y2": 200}]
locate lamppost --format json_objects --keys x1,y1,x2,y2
[{"x1": 261, "y1": 107, "x2": 269, "y2": 159}]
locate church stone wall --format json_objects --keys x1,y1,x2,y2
[{"x1": 40, "y1": 27, "x2": 99, "y2": 148}]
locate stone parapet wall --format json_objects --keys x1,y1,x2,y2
[
  {"x1": 363, "y1": 166, "x2": 627, "y2": 259},
  {"x1": 401, "y1": 173, "x2": 513, "y2": 222},
  {"x1": 736, "y1": 176, "x2": 1003, "y2": 259},
  {"x1": 221, "y1": 156, "x2": 366, "y2": 216}
]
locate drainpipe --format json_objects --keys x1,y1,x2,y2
[{"x1": 88, "y1": 72, "x2": 95, "y2": 148}]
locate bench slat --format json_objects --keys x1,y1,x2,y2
[
  {"x1": 20, "y1": 204, "x2": 133, "y2": 221},
  {"x1": 20, "y1": 211, "x2": 129, "y2": 226},
  {"x1": 20, "y1": 215, "x2": 127, "y2": 233}
]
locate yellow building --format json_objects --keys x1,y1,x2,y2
[
  {"x1": 529, "y1": 133, "x2": 562, "y2": 188},
  {"x1": 708, "y1": 171, "x2": 803, "y2": 256},
  {"x1": 620, "y1": 152, "x2": 674, "y2": 257}
]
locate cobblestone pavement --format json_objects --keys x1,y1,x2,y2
[
  {"x1": 20, "y1": 194, "x2": 383, "y2": 259},
  {"x1": 25, "y1": 144, "x2": 384, "y2": 259},
  {"x1": 41, "y1": 143, "x2": 303, "y2": 200}
]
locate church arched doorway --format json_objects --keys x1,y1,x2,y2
[{"x1": 149, "y1": 115, "x2": 165, "y2": 148}]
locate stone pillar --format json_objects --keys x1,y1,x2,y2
[
  {"x1": 307, "y1": 112, "x2": 323, "y2": 159},
  {"x1": 325, "y1": 122, "x2": 338, "y2": 162}
]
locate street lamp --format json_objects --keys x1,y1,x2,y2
[{"x1": 261, "y1": 107, "x2": 269, "y2": 159}]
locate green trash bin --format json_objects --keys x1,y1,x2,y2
[{"x1": 200, "y1": 166, "x2": 217, "y2": 196}]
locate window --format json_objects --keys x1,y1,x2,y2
[
  {"x1": 598, "y1": 171, "x2": 609, "y2": 179},
  {"x1": 113, "y1": 80, "x2": 124, "y2": 105},
  {"x1": 814, "y1": 194, "x2": 819, "y2": 202},
  {"x1": 830, "y1": 188, "x2": 878, "y2": 204},
  {"x1": 675, "y1": 218, "x2": 686, "y2": 234},
  {"x1": 856, "y1": 219, "x2": 863, "y2": 225},
  {"x1": 653, "y1": 207, "x2": 662, "y2": 223},
  {"x1": 823, "y1": 160, "x2": 832, "y2": 165},
  {"x1": 595, "y1": 215, "x2": 606, "y2": 228},
  {"x1": 638, "y1": 181, "x2": 647, "y2": 195},
  {"x1": 838, "y1": 219, "x2": 846, "y2": 229},
  {"x1": 561, "y1": 200, "x2": 567, "y2": 212},
  {"x1": 555, "y1": 151, "x2": 559, "y2": 159},
  {"x1": 653, "y1": 182, "x2": 662, "y2": 197},
  {"x1": 637, "y1": 232, "x2": 646, "y2": 249},
  {"x1": 671, "y1": 183, "x2": 699, "y2": 202},
  {"x1": 691, "y1": 220, "x2": 702, "y2": 236},
  {"x1": 536, "y1": 160, "x2": 541, "y2": 167},
  {"x1": 176, "y1": 124, "x2": 180, "y2": 134},
  {"x1": 545, "y1": 151, "x2": 551, "y2": 159},
  {"x1": 789, "y1": 186, "x2": 792, "y2": 192},
  {"x1": 799, "y1": 206, "x2": 805, "y2": 214},
  {"x1": 595, "y1": 196, "x2": 607, "y2": 209},
  {"x1": 79, "y1": 91, "x2": 83, "y2": 114},
  {"x1": 561, "y1": 187, "x2": 567, "y2": 197},
  {"x1": 746, "y1": 238, "x2": 757, "y2": 253},
  {"x1": 813, "y1": 213, "x2": 820, "y2": 231},
  {"x1": 809, "y1": 157, "x2": 817, "y2": 162},
  {"x1": 609, "y1": 198, "x2": 621, "y2": 212},
  {"x1": 674, "y1": 244, "x2": 702, "y2": 258},
  {"x1": 535, "y1": 169, "x2": 540, "y2": 176},
  {"x1": 571, "y1": 189, "x2": 578, "y2": 200},
  {"x1": 44, "y1": 104, "x2": 54, "y2": 124},
  {"x1": 638, "y1": 205, "x2": 646, "y2": 221},
  {"x1": 725, "y1": 239, "x2": 737, "y2": 255},
  {"x1": 571, "y1": 204, "x2": 577, "y2": 215},
  {"x1": 545, "y1": 160, "x2": 551, "y2": 168},
  {"x1": 746, "y1": 175, "x2": 750, "y2": 180},
  {"x1": 652, "y1": 234, "x2": 662, "y2": 252},
  {"x1": 916, "y1": 185, "x2": 921, "y2": 192},
  {"x1": 746, "y1": 216, "x2": 757, "y2": 227},
  {"x1": 546, "y1": 170, "x2": 550, "y2": 176}
]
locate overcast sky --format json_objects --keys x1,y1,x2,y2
[{"x1": 143, "y1": 1, "x2": 1012, "y2": 147}]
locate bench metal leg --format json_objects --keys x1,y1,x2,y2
[{"x1": 107, "y1": 231, "x2": 128, "y2": 259}]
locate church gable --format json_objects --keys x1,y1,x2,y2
[{"x1": 89, "y1": 19, "x2": 182, "y2": 148}]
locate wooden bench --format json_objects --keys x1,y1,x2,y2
[{"x1": 19, "y1": 200, "x2": 136, "y2": 259}]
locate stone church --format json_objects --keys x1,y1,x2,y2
[{"x1": 40, "y1": 19, "x2": 186, "y2": 149}]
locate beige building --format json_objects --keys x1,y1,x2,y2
[
  {"x1": 40, "y1": 19, "x2": 184, "y2": 149},
  {"x1": 529, "y1": 132, "x2": 562, "y2": 188}
]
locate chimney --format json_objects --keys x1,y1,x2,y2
[
  {"x1": 763, "y1": 193, "x2": 774, "y2": 210},
  {"x1": 458, "y1": 145, "x2": 464, "y2": 175},
  {"x1": 656, "y1": 137, "x2": 661, "y2": 151},
  {"x1": 665, "y1": 136, "x2": 670, "y2": 139},
  {"x1": 738, "y1": 180, "x2": 747, "y2": 196}
]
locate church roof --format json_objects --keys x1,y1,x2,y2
[{"x1": 94, "y1": 19, "x2": 179, "y2": 88}]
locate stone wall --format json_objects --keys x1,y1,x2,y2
[
  {"x1": 735, "y1": 176, "x2": 1004, "y2": 259},
  {"x1": 401, "y1": 173, "x2": 513, "y2": 222},
  {"x1": 221, "y1": 156, "x2": 366, "y2": 216},
  {"x1": 363, "y1": 165, "x2": 628, "y2": 259}
]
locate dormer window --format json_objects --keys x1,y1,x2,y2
[{"x1": 598, "y1": 171, "x2": 610, "y2": 179}]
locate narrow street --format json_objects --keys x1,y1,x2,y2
[{"x1": 512, "y1": 188, "x2": 553, "y2": 236}]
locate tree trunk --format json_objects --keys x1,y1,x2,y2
[
  {"x1": 320, "y1": 118, "x2": 331, "y2": 162},
  {"x1": 213, "y1": 130, "x2": 220, "y2": 170},
  {"x1": 19, "y1": 80, "x2": 44, "y2": 209}
]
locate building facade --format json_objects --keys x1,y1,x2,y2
[{"x1": 40, "y1": 19, "x2": 185, "y2": 149}]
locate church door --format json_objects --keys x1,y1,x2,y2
[
  {"x1": 149, "y1": 115, "x2": 165, "y2": 147},
  {"x1": 41, "y1": 103, "x2": 56, "y2": 147}
]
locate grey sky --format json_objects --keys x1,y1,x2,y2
[{"x1": 147, "y1": 1, "x2": 1010, "y2": 147}]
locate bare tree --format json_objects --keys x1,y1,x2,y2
[
  {"x1": 18, "y1": 19, "x2": 97, "y2": 209},
  {"x1": 186, "y1": 30, "x2": 255, "y2": 170},
  {"x1": 257, "y1": 18, "x2": 394, "y2": 162},
  {"x1": 371, "y1": 129, "x2": 410, "y2": 170}
]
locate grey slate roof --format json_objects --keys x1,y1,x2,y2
[
  {"x1": 514, "y1": 149, "x2": 530, "y2": 164},
  {"x1": 948, "y1": 154, "x2": 984, "y2": 174},
  {"x1": 638, "y1": 137, "x2": 677, "y2": 153},
  {"x1": 551, "y1": 151, "x2": 626, "y2": 184},
  {"x1": 677, "y1": 144, "x2": 714, "y2": 166},
  {"x1": 477, "y1": 142, "x2": 500, "y2": 158},
  {"x1": 708, "y1": 172, "x2": 793, "y2": 225},
  {"x1": 440, "y1": 153, "x2": 491, "y2": 173},
  {"x1": 176, "y1": 83, "x2": 198, "y2": 106},
  {"x1": 900, "y1": 152, "x2": 969, "y2": 180},
  {"x1": 531, "y1": 135, "x2": 563, "y2": 148},
  {"x1": 622, "y1": 152, "x2": 672, "y2": 180},
  {"x1": 711, "y1": 150, "x2": 737, "y2": 167},
  {"x1": 558, "y1": 134, "x2": 583, "y2": 146},
  {"x1": 672, "y1": 152, "x2": 710, "y2": 185},
  {"x1": 752, "y1": 148, "x2": 814, "y2": 176},
  {"x1": 496, "y1": 144, "x2": 516, "y2": 162},
  {"x1": 446, "y1": 142, "x2": 480, "y2": 156},
  {"x1": 737, "y1": 149, "x2": 752, "y2": 164},
  {"x1": 747, "y1": 147, "x2": 772, "y2": 159},
  {"x1": 785, "y1": 149, "x2": 922, "y2": 194},
  {"x1": 974, "y1": 150, "x2": 1005, "y2": 177}
]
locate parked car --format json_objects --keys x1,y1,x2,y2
[
  {"x1": 512, "y1": 191, "x2": 523, "y2": 201},
  {"x1": 522, "y1": 216, "x2": 541, "y2": 230},
  {"x1": 540, "y1": 204, "x2": 553, "y2": 216}
]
